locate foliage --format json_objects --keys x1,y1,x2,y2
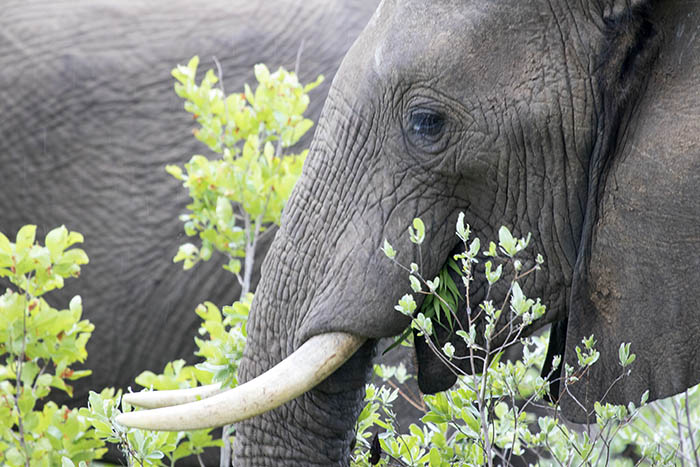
[
  {"x1": 82, "y1": 388, "x2": 220, "y2": 466},
  {"x1": 0, "y1": 225, "x2": 105, "y2": 466},
  {"x1": 351, "y1": 217, "x2": 659, "y2": 466},
  {"x1": 166, "y1": 56, "x2": 321, "y2": 286},
  {"x1": 86, "y1": 57, "x2": 321, "y2": 465},
  {"x1": 82, "y1": 298, "x2": 252, "y2": 466}
]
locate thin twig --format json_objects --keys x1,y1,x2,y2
[
  {"x1": 294, "y1": 38, "x2": 306, "y2": 77},
  {"x1": 213, "y1": 56, "x2": 227, "y2": 105},
  {"x1": 212, "y1": 53, "x2": 234, "y2": 467},
  {"x1": 675, "y1": 398, "x2": 688, "y2": 467},
  {"x1": 384, "y1": 379, "x2": 426, "y2": 412},
  {"x1": 684, "y1": 390, "x2": 700, "y2": 466},
  {"x1": 14, "y1": 286, "x2": 32, "y2": 467}
]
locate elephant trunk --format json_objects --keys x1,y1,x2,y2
[
  {"x1": 121, "y1": 87, "x2": 395, "y2": 464},
  {"x1": 232, "y1": 226, "x2": 377, "y2": 466}
]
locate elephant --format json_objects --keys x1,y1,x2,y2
[
  {"x1": 116, "y1": 0, "x2": 699, "y2": 465},
  {"x1": 0, "y1": 0, "x2": 381, "y2": 411}
]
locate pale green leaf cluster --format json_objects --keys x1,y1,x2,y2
[
  {"x1": 193, "y1": 294, "x2": 251, "y2": 388},
  {"x1": 168, "y1": 56, "x2": 321, "y2": 275},
  {"x1": 132, "y1": 294, "x2": 249, "y2": 395},
  {"x1": 106, "y1": 57, "x2": 319, "y2": 464},
  {"x1": 134, "y1": 359, "x2": 210, "y2": 391},
  {"x1": 117, "y1": 296, "x2": 252, "y2": 464},
  {"x1": 353, "y1": 217, "x2": 678, "y2": 466},
  {"x1": 0, "y1": 225, "x2": 104, "y2": 466},
  {"x1": 172, "y1": 57, "x2": 321, "y2": 153},
  {"x1": 83, "y1": 389, "x2": 221, "y2": 466},
  {"x1": 132, "y1": 294, "x2": 251, "y2": 392},
  {"x1": 373, "y1": 363, "x2": 412, "y2": 385},
  {"x1": 0, "y1": 225, "x2": 88, "y2": 296}
]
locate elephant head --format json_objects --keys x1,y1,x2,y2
[{"x1": 119, "y1": 0, "x2": 700, "y2": 465}]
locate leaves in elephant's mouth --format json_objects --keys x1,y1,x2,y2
[{"x1": 383, "y1": 257, "x2": 462, "y2": 355}]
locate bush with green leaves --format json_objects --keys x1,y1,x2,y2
[
  {"x1": 167, "y1": 56, "x2": 321, "y2": 294},
  {"x1": 86, "y1": 56, "x2": 322, "y2": 466},
  {"x1": 0, "y1": 225, "x2": 105, "y2": 466},
  {"x1": 351, "y1": 217, "x2": 655, "y2": 466},
  {"x1": 82, "y1": 388, "x2": 219, "y2": 467}
]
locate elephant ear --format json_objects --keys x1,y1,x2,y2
[{"x1": 560, "y1": 4, "x2": 700, "y2": 421}]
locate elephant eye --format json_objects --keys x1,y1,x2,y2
[
  {"x1": 409, "y1": 110, "x2": 445, "y2": 139},
  {"x1": 406, "y1": 109, "x2": 448, "y2": 154}
]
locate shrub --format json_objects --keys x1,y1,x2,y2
[
  {"x1": 352, "y1": 217, "x2": 649, "y2": 466},
  {"x1": 85, "y1": 57, "x2": 322, "y2": 465},
  {"x1": 0, "y1": 225, "x2": 104, "y2": 466}
]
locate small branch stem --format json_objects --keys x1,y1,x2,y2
[
  {"x1": 294, "y1": 39, "x2": 305, "y2": 77},
  {"x1": 478, "y1": 339, "x2": 493, "y2": 467},
  {"x1": 685, "y1": 390, "x2": 700, "y2": 466},
  {"x1": 675, "y1": 398, "x2": 687, "y2": 467},
  {"x1": 385, "y1": 380, "x2": 426, "y2": 412},
  {"x1": 14, "y1": 286, "x2": 31, "y2": 467}
]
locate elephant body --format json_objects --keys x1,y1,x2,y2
[
  {"x1": 228, "y1": 0, "x2": 700, "y2": 465},
  {"x1": 0, "y1": 0, "x2": 379, "y2": 406}
]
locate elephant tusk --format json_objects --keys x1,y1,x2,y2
[
  {"x1": 123, "y1": 383, "x2": 224, "y2": 409},
  {"x1": 115, "y1": 332, "x2": 365, "y2": 431}
]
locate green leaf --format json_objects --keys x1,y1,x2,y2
[
  {"x1": 216, "y1": 197, "x2": 233, "y2": 226},
  {"x1": 394, "y1": 294, "x2": 416, "y2": 316},
  {"x1": 45, "y1": 225, "x2": 68, "y2": 261},
  {"x1": 429, "y1": 447, "x2": 442, "y2": 466},
  {"x1": 69, "y1": 295, "x2": 82, "y2": 315},
  {"x1": 618, "y1": 342, "x2": 636, "y2": 367},
  {"x1": 60, "y1": 248, "x2": 89, "y2": 267},
  {"x1": 498, "y1": 225, "x2": 517, "y2": 257},
  {"x1": 409, "y1": 275, "x2": 422, "y2": 292},
  {"x1": 254, "y1": 63, "x2": 270, "y2": 84},
  {"x1": 484, "y1": 260, "x2": 502, "y2": 285},
  {"x1": 16, "y1": 224, "x2": 37, "y2": 253},
  {"x1": 303, "y1": 74, "x2": 324, "y2": 93},
  {"x1": 382, "y1": 328, "x2": 412, "y2": 355},
  {"x1": 165, "y1": 164, "x2": 184, "y2": 180},
  {"x1": 382, "y1": 239, "x2": 396, "y2": 259},
  {"x1": 409, "y1": 218, "x2": 425, "y2": 245},
  {"x1": 442, "y1": 342, "x2": 455, "y2": 359},
  {"x1": 0, "y1": 231, "x2": 12, "y2": 255},
  {"x1": 494, "y1": 401, "x2": 509, "y2": 419}
]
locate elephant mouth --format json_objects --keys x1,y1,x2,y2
[{"x1": 116, "y1": 332, "x2": 365, "y2": 431}]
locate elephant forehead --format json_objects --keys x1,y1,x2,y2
[
  {"x1": 352, "y1": 0, "x2": 555, "y2": 106},
  {"x1": 369, "y1": 1, "x2": 484, "y2": 76}
]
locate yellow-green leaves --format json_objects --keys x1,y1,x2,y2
[
  {"x1": 134, "y1": 360, "x2": 208, "y2": 391},
  {"x1": 0, "y1": 225, "x2": 102, "y2": 466},
  {"x1": 132, "y1": 58, "x2": 322, "y2": 464},
  {"x1": 169, "y1": 57, "x2": 319, "y2": 274},
  {"x1": 0, "y1": 225, "x2": 88, "y2": 297},
  {"x1": 82, "y1": 389, "x2": 221, "y2": 466},
  {"x1": 408, "y1": 218, "x2": 425, "y2": 245},
  {"x1": 193, "y1": 295, "x2": 252, "y2": 389},
  {"x1": 172, "y1": 57, "x2": 322, "y2": 154}
]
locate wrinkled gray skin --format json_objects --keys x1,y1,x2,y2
[
  {"x1": 235, "y1": 0, "x2": 700, "y2": 465},
  {"x1": 0, "y1": 0, "x2": 379, "y2": 407}
]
